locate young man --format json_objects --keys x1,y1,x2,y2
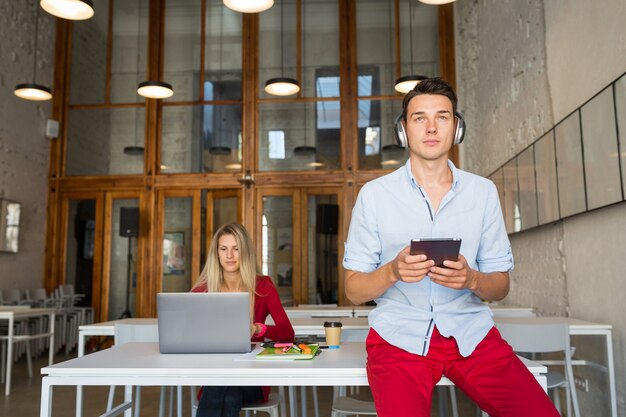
[{"x1": 343, "y1": 78, "x2": 559, "y2": 417}]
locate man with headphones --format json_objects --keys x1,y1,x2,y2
[{"x1": 343, "y1": 78, "x2": 559, "y2": 417}]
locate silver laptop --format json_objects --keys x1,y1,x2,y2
[{"x1": 157, "y1": 292, "x2": 252, "y2": 354}]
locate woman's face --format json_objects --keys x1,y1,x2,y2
[{"x1": 217, "y1": 233, "x2": 240, "y2": 273}]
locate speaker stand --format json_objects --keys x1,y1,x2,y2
[{"x1": 118, "y1": 236, "x2": 133, "y2": 319}]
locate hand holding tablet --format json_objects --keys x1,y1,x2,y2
[{"x1": 410, "y1": 238, "x2": 462, "y2": 267}]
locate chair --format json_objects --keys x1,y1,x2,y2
[
  {"x1": 191, "y1": 390, "x2": 281, "y2": 417},
  {"x1": 331, "y1": 396, "x2": 377, "y2": 417},
  {"x1": 496, "y1": 321, "x2": 581, "y2": 417},
  {"x1": 107, "y1": 323, "x2": 183, "y2": 417}
]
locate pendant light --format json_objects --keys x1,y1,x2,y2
[
  {"x1": 418, "y1": 0, "x2": 456, "y2": 4},
  {"x1": 294, "y1": 3, "x2": 315, "y2": 156},
  {"x1": 135, "y1": 0, "x2": 173, "y2": 99},
  {"x1": 40, "y1": 0, "x2": 94, "y2": 21},
  {"x1": 394, "y1": 0, "x2": 427, "y2": 94},
  {"x1": 264, "y1": 0, "x2": 300, "y2": 96},
  {"x1": 125, "y1": 1, "x2": 145, "y2": 156},
  {"x1": 223, "y1": 0, "x2": 273, "y2": 13},
  {"x1": 15, "y1": 1, "x2": 52, "y2": 101},
  {"x1": 209, "y1": 6, "x2": 231, "y2": 155}
]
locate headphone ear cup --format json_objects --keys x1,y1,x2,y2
[
  {"x1": 394, "y1": 113, "x2": 408, "y2": 148},
  {"x1": 454, "y1": 111, "x2": 465, "y2": 145}
]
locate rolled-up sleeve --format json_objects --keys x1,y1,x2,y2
[
  {"x1": 343, "y1": 184, "x2": 382, "y2": 273},
  {"x1": 476, "y1": 182, "x2": 514, "y2": 273}
]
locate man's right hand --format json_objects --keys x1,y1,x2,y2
[{"x1": 390, "y1": 246, "x2": 435, "y2": 283}]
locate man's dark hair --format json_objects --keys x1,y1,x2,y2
[{"x1": 402, "y1": 77, "x2": 458, "y2": 121}]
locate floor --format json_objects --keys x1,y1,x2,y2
[{"x1": 1, "y1": 348, "x2": 480, "y2": 417}]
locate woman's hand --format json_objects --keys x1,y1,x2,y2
[{"x1": 250, "y1": 323, "x2": 261, "y2": 337}]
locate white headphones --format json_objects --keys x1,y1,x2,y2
[{"x1": 393, "y1": 111, "x2": 466, "y2": 148}]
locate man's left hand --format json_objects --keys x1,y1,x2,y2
[{"x1": 427, "y1": 254, "x2": 478, "y2": 291}]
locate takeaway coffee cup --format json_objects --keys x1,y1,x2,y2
[{"x1": 324, "y1": 321, "x2": 343, "y2": 346}]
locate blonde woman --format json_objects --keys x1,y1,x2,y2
[{"x1": 192, "y1": 222, "x2": 294, "y2": 417}]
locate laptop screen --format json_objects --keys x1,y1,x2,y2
[{"x1": 157, "y1": 292, "x2": 251, "y2": 354}]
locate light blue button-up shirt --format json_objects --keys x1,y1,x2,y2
[{"x1": 343, "y1": 159, "x2": 513, "y2": 357}]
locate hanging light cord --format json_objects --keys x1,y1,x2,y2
[
  {"x1": 408, "y1": 0, "x2": 414, "y2": 74},
  {"x1": 280, "y1": 0, "x2": 284, "y2": 78},
  {"x1": 32, "y1": 2, "x2": 40, "y2": 83}
]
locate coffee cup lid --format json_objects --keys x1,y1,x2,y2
[{"x1": 324, "y1": 321, "x2": 343, "y2": 328}]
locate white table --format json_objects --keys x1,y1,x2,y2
[
  {"x1": 494, "y1": 316, "x2": 617, "y2": 417},
  {"x1": 42, "y1": 341, "x2": 546, "y2": 417},
  {"x1": 284, "y1": 306, "x2": 354, "y2": 318},
  {"x1": 0, "y1": 306, "x2": 56, "y2": 396}
]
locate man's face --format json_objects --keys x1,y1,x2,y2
[{"x1": 404, "y1": 93, "x2": 455, "y2": 162}]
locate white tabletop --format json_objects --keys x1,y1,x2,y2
[
  {"x1": 42, "y1": 341, "x2": 546, "y2": 387},
  {"x1": 0, "y1": 306, "x2": 56, "y2": 318}
]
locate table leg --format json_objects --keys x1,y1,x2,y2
[
  {"x1": 124, "y1": 385, "x2": 133, "y2": 417},
  {"x1": 75, "y1": 330, "x2": 86, "y2": 417},
  {"x1": 606, "y1": 331, "x2": 617, "y2": 417},
  {"x1": 5, "y1": 317, "x2": 14, "y2": 396},
  {"x1": 40, "y1": 377, "x2": 53, "y2": 417}
]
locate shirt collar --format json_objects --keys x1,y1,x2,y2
[{"x1": 403, "y1": 158, "x2": 461, "y2": 191}]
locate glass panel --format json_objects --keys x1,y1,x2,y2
[
  {"x1": 163, "y1": 0, "x2": 202, "y2": 102},
  {"x1": 357, "y1": 0, "x2": 439, "y2": 95},
  {"x1": 503, "y1": 158, "x2": 520, "y2": 233},
  {"x1": 110, "y1": 0, "x2": 147, "y2": 104},
  {"x1": 259, "y1": 0, "x2": 339, "y2": 98},
  {"x1": 66, "y1": 108, "x2": 145, "y2": 176},
  {"x1": 162, "y1": 197, "x2": 193, "y2": 292},
  {"x1": 261, "y1": 196, "x2": 293, "y2": 305},
  {"x1": 65, "y1": 199, "x2": 96, "y2": 307},
  {"x1": 555, "y1": 111, "x2": 586, "y2": 217},
  {"x1": 205, "y1": 0, "x2": 242, "y2": 100},
  {"x1": 534, "y1": 131, "x2": 560, "y2": 224},
  {"x1": 109, "y1": 199, "x2": 139, "y2": 320},
  {"x1": 214, "y1": 196, "x2": 238, "y2": 230},
  {"x1": 307, "y1": 196, "x2": 339, "y2": 304},
  {"x1": 616, "y1": 75, "x2": 626, "y2": 198},
  {"x1": 398, "y1": 1, "x2": 440, "y2": 82},
  {"x1": 356, "y1": 0, "x2": 394, "y2": 96},
  {"x1": 517, "y1": 146, "x2": 538, "y2": 230},
  {"x1": 258, "y1": 101, "x2": 340, "y2": 171},
  {"x1": 161, "y1": 104, "x2": 242, "y2": 173},
  {"x1": 581, "y1": 86, "x2": 621, "y2": 209},
  {"x1": 70, "y1": 0, "x2": 110, "y2": 104},
  {"x1": 359, "y1": 99, "x2": 408, "y2": 170}
]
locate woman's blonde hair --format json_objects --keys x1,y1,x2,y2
[{"x1": 193, "y1": 223, "x2": 259, "y2": 301}]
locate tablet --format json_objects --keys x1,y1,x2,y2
[{"x1": 410, "y1": 238, "x2": 462, "y2": 267}]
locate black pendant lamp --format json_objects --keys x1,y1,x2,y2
[
  {"x1": 40, "y1": 0, "x2": 94, "y2": 21},
  {"x1": 15, "y1": 1, "x2": 52, "y2": 101},
  {"x1": 264, "y1": 0, "x2": 300, "y2": 96},
  {"x1": 394, "y1": 0, "x2": 427, "y2": 94}
]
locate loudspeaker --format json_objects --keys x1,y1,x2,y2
[
  {"x1": 394, "y1": 111, "x2": 465, "y2": 148},
  {"x1": 316, "y1": 204, "x2": 338, "y2": 235},
  {"x1": 119, "y1": 207, "x2": 139, "y2": 237}
]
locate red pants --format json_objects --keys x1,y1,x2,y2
[{"x1": 366, "y1": 326, "x2": 560, "y2": 417}]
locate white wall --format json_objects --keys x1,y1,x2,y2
[
  {"x1": 0, "y1": 0, "x2": 54, "y2": 292},
  {"x1": 456, "y1": 0, "x2": 626, "y2": 414}
]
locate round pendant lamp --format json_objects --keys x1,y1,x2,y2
[
  {"x1": 264, "y1": 0, "x2": 299, "y2": 96},
  {"x1": 394, "y1": 75, "x2": 428, "y2": 94},
  {"x1": 394, "y1": 0, "x2": 427, "y2": 94},
  {"x1": 14, "y1": 83, "x2": 52, "y2": 101},
  {"x1": 40, "y1": 0, "x2": 95, "y2": 21},
  {"x1": 15, "y1": 2, "x2": 52, "y2": 101},
  {"x1": 418, "y1": 0, "x2": 456, "y2": 4},
  {"x1": 137, "y1": 80, "x2": 174, "y2": 99},
  {"x1": 223, "y1": 0, "x2": 273, "y2": 13}
]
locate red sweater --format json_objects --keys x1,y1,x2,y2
[{"x1": 192, "y1": 275, "x2": 294, "y2": 402}]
